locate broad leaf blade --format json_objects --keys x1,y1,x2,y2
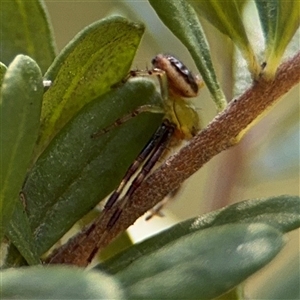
[
  {"x1": 115, "y1": 223, "x2": 284, "y2": 299},
  {"x1": 1, "y1": 266, "x2": 123, "y2": 299},
  {"x1": 190, "y1": 195, "x2": 300, "y2": 233},
  {"x1": 255, "y1": 0, "x2": 300, "y2": 78},
  {"x1": 188, "y1": 0, "x2": 261, "y2": 78},
  {"x1": 2, "y1": 244, "x2": 27, "y2": 268},
  {"x1": 258, "y1": 254, "x2": 300, "y2": 299},
  {"x1": 148, "y1": 0, "x2": 227, "y2": 111},
  {"x1": 23, "y1": 80, "x2": 163, "y2": 255},
  {"x1": 0, "y1": 0, "x2": 56, "y2": 74},
  {"x1": 37, "y1": 16, "x2": 145, "y2": 156},
  {"x1": 0, "y1": 55, "x2": 44, "y2": 243},
  {"x1": 5, "y1": 201, "x2": 40, "y2": 266},
  {"x1": 99, "y1": 195, "x2": 299, "y2": 274}
]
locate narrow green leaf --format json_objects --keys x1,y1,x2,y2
[
  {"x1": 1, "y1": 266, "x2": 123, "y2": 299},
  {"x1": 0, "y1": 55, "x2": 43, "y2": 242},
  {"x1": 5, "y1": 201, "x2": 40, "y2": 266},
  {"x1": 255, "y1": 0, "x2": 277, "y2": 42},
  {"x1": 2, "y1": 244, "x2": 27, "y2": 268},
  {"x1": 187, "y1": 0, "x2": 261, "y2": 78},
  {"x1": 148, "y1": 0, "x2": 227, "y2": 111},
  {"x1": 257, "y1": 254, "x2": 300, "y2": 299},
  {"x1": 23, "y1": 80, "x2": 163, "y2": 255},
  {"x1": 0, "y1": 62, "x2": 7, "y2": 86},
  {"x1": 190, "y1": 195, "x2": 300, "y2": 233},
  {"x1": 115, "y1": 223, "x2": 284, "y2": 299},
  {"x1": 214, "y1": 287, "x2": 244, "y2": 300},
  {"x1": 235, "y1": 0, "x2": 248, "y2": 11},
  {"x1": 99, "y1": 195, "x2": 299, "y2": 274},
  {"x1": 255, "y1": 0, "x2": 300, "y2": 78},
  {"x1": 99, "y1": 231, "x2": 134, "y2": 262},
  {"x1": 0, "y1": 0, "x2": 56, "y2": 74},
  {"x1": 37, "y1": 16, "x2": 145, "y2": 156}
]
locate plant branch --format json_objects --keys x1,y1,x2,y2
[{"x1": 47, "y1": 51, "x2": 300, "y2": 267}]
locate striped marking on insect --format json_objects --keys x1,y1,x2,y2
[{"x1": 91, "y1": 54, "x2": 204, "y2": 231}]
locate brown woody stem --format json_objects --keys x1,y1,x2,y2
[{"x1": 47, "y1": 51, "x2": 300, "y2": 267}]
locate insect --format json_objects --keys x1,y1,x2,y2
[
  {"x1": 47, "y1": 54, "x2": 204, "y2": 266},
  {"x1": 93, "y1": 54, "x2": 204, "y2": 229}
]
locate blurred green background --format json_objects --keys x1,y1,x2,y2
[{"x1": 44, "y1": 1, "x2": 299, "y2": 298}]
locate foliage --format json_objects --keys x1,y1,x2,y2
[{"x1": 0, "y1": 0, "x2": 299, "y2": 299}]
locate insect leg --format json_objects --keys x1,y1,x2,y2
[
  {"x1": 106, "y1": 120, "x2": 175, "y2": 229},
  {"x1": 104, "y1": 121, "x2": 173, "y2": 210},
  {"x1": 95, "y1": 66, "x2": 170, "y2": 139},
  {"x1": 145, "y1": 187, "x2": 181, "y2": 221},
  {"x1": 91, "y1": 104, "x2": 163, "y2": 138}
]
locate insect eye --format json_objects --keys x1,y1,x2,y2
[{"x1": 151, "y1": 57, "x2": 158, "y2": 65}]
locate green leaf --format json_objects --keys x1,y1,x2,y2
[
  {"x1": 214, "y1": 287, "x2": 244, "y2": 300},
  {"x1": 1, "y1": 266, "x2": 123, "y2": 299},
  {"x1": 5, "y1": 201, "x2": 40, "y2": 266},
  {"x1": 0, "y1": 62, "x2": 7, "y2": 86},
  {"x1": 99, "y1": 231, "x2": 134, "y2": 262},
  {"x1": 255, "y1": 0, "x2": 300, "y2": 78},
  {"x1": 36, "y1": 16, "x2": 145, "y2": 156},
  {"x1": 115, "y1": 223, "x2": 284, "y2": 299},
  {"x1": 22, "y1": 79, "x2": 163, "y2": 255},
  {"x1": 2, "y1": 244, "x2": 27, "y2": 268},
  {"x1": 0, "y1": 0, "x2": 56, "y2": 74},
  {"x1": 0, "y1": 55, "x2": 44, "y2": 243},
  {"x1": 187, "y1": 0, "x2": 261, "y2": 78},
  {"x1": 189, "y1": 194, "x2": 300, "y2": 233},
  {"x1": 257, "y1": 254, "x2": 300, "y2": 299},
  {"x1": 99, "y1": 195, "x2": 299, "y2": 274},
  {"x1": 148, "y1": 0, "x2": 227, "y2": 111}
]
